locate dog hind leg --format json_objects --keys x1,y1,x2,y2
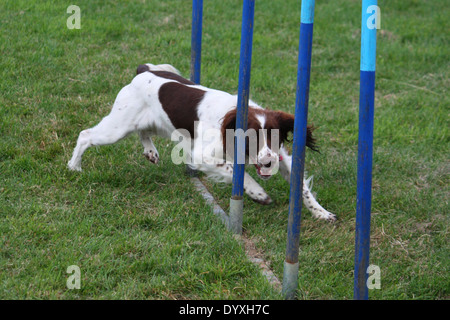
[{"x1": 68, "y1": 110, "x2": 137, "y2": 171}]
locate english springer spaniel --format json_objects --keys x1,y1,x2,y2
[{"x1": 68, "y1": 63, "x2": 336, "y2": 221}]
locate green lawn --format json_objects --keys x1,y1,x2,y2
[{"x1": 0, "y1": 0, "x2": 448, "y2": 299}]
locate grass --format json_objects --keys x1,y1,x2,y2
[{"x1": 0, "y1": 0, "x2": 448, "y2": 299}]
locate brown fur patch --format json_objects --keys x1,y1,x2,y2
[
  {"x1": 136, "y1": 64, "x2": 151, "y2": 75},
  {"x1": 136, "y1": 64, "x2": 195, "y2": 85},
  {"x1": 158, "y1": 82, "x2": 205, "y2": 138},
  {"x1": 150, "y1": 71, "x2": 195, "y2": 85}
]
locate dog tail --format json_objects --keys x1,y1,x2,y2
[{"x1": 136, "y1": 63, "x2": 181, "y2": 76}]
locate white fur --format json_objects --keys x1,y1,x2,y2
[{"x1": 68, "y1": 63, "x2": 336, "y2": 221}]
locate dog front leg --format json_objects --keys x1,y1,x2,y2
[
  {"x1": 139, "y1": 130, "x2": 159, "y2": 164},
  {"x1": 195, "y1": 160, "x2": 272, "y2": 205},
  {"x1": 243, "y1": 171, "x2": 272, "y2": 205},
  {"x1": 279, "y1": 147, "x2": 336, "y2": 221}
]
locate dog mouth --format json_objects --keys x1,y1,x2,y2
[
  {"x1": 254, "y1": 162, "x2": 275, "y2": 180},
  {"x1": 254, "y1": 155, "x2": 283, "y2": 180}
]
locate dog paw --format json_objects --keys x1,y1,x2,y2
[
  {"x1": 249, "y1": 192, "x2": 272, "y2": 205},
  {"x1": 67, "y1": 160, "x2": 82, "y2": 172},
  {"x1": 143, "y1": 150, "x2": 159, "y2": 164},
  {"x1": 254, "y1": 196, "x2": 273, "y2": 205},
  {"x1": 315, "y1": 210, "x2": 337, "y2": 222}
]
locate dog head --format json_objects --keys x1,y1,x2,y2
[{"x1": 221, "y1": 107, "x2": 317, "y2": 180}]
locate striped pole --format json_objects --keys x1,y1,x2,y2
[
  {"x1": 190, "y1": 0, "x2": 203, "y2": 84},
  {"x1": 282, "y1": 0, "x2": 315, "y2": 300},
  {"x1": 229, "y1": 0, "x2": 255, "y2": 235},
  {"x1": 354, "y1": 0, "x2": 378, "y2": 300}
]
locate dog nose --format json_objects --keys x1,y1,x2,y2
[{"x1": 263, "y1": 161, "x2": 272, "y2": 168}]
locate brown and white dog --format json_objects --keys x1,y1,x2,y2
[{"x1": 68, "y1": 63, "x2": 336, "y2": 221}]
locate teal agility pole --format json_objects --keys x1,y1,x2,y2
[{"x1": 282, "y1": 0, "x2": 316, "y2": 300}]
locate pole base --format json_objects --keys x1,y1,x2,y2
[
  {"x1": 282, "y1": 261, "x2": 299, "y2": 300},
  {"x1": 229, "y1": 198, "x2": 243, "y2": 235},
  {"x1": 185, "y1": 165, "x2": 198, "y2": 177}
]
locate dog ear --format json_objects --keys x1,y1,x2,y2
[
  {"x1": 276, "y1": 111, "x2": 319, "y2": 152},
  {"x1": 275, "y1": 111, "x2": 294, "y2": 143},
  {"x1": 136, "y1": 64, "x2": 150, "y2": 75},
  {"x1": 221, "y1": 109, "x2": 237, "y2": 154},
  {"x1": 306, "y1": 124, "x2": 319, "y2": 152}
]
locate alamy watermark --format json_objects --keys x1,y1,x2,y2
[
  {"x1": 366, "y1": 5, "x2": 381, "y2": 30},
  {"x1": 66, "y1": 265, "x2": 81, "y2": 289},
  {"x1": 65, "y1": 5, "x2": 380, "y2": 32},
  {"x1": 67, "y1": 5, "x2": 81, "y2": 30},
  {"x1": 367, "y1": 264, "x2": 381, "y2": 290},
  {"x1": 170, "y1": 122, "x2": 281, "y2": 175}
]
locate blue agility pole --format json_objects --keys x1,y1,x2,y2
[
  {"x1": 354, "y1": 0, "x2": 378, "y2": 300},
  {"x1": 229, "y1": 0, "x2": 255, "y2": 235},
  {"x1": 282, "y1": 0, "x2": 315, "y2": 300},
  {"x1": 187, "y1": 0, "x2": 203, "y2": 177},
  {"x1": 190, "y1": 0, "x2": 203, "y2": 84}
]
